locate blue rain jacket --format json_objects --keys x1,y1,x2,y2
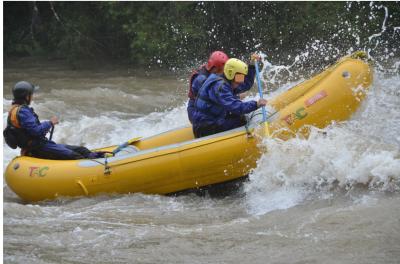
[
  {"x1": 188, "y1": 65, "x2": 256, "y2": 123},
  {"x1": 18, "y1": 106, "x2": 52, "y2": 144},
  {"x1": 18, "y1": 106, "x2": 81, "y2": 158},
  {"x1": 192, "y1": 72, "x2": 258, "y2": 131}
]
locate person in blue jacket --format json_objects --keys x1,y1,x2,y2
[
  {"x1": 192, "y1": 57, "x2": 267, "y2": 138},
  {"x1": 187, "y1": 51, "x2": 229, "y2": 123},
  {"x1": 4, "y1": 81, "x2": 105, "y2": 160}
]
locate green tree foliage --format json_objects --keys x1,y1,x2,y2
[{"x1": 4, "y1": 1, "x2": 400, "y2": 68}]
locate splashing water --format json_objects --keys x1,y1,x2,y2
[
  {"x1": 243, "y1": 2, "x2": 400, "y2": 215},
  {"x1": 253, "y1": 2, "x2": 399, "y2": 91},
  {"x1": 245, "y1": 119, "x2": 400, "y2": 215},
  {"x1": 3, "y1": 4, "x2": 400, "y2": 263}
]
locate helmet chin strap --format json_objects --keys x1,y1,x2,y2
[
  {"x1": 26, "y1": 94, "x2": 32, "y2": 105},
  {"x1": 12, "y1": 97, "x2": 30, "y2": 105}
]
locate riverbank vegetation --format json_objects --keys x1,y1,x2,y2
[{"x1": 4, "y1": 2, "x2": 400, "y2": 69}]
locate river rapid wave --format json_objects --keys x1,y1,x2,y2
[{"x1": 3, "y1": 15, "x2": 400, "y2": 263}]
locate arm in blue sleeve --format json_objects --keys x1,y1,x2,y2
[
  {"x1": 18, "y1": 107, "x2": 52, "y2": 137},
  {"x1": 234, "y1": 65, "x2": 256, "y2": 95},
  {"x1": 213, "y1": 83, "x2": 258, "y2": 115}
]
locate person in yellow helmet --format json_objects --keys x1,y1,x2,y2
[{"x1": 192, "y1": 57, "x2": 267, "y2": 138}]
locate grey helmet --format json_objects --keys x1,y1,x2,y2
[{"x1": 12, "y1": 81, "x2": 39, "y2": 100}]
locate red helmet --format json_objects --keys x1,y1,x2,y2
[{"x1": 206, "y1": 51, "x2": 229, "y2": 71}]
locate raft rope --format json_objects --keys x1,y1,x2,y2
[
  {"x1": 85, "y1": 152, "x2": 113, "y2": 175},
  {"x1": 244, "y1": 107, "x2": 276, "y2": 136},
  {"x1": 85, "y1": 158, "x2": 111, "y2": 175},
  {"x1": 104, "y1": 156, "x2": 111, "y2": 175},
  {"x1": 244, "y1": 115, "x2": 253, "y2": 137}
]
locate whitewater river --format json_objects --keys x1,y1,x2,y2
[{"x1": 3, "y1": 57, "x2": 400, "y2": 264}]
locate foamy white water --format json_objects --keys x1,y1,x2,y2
[
  {"x1": 3, "y1": 7, "x2": 400, "y2": 259},
  {"x1": 3, "y1": 62, "x2": 400, "y2": 263}
]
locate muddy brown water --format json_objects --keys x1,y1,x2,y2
[{"x1": 3, "y1": 59, "x2": 400, "y2": 264}]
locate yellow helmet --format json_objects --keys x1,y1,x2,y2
[{"x1": 223, "y1": 58, "x2": 248, "y2": 80}]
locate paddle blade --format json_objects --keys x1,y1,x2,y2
[
  {"x1": 253, "y1": 121, "x2": 271, "y2": 139},
  {"x1": 263, "y1": 122, "x2": 271, "y2": 137},
  {"x1": 127, "y1": 137, "x2": 142, "y2": 144},
  {"x1": 112, "y1": 137, "x2": 142, "y2": 155}
]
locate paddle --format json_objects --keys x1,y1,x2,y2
[
  {"x1": 254, "y1": 55, "x2": 271, "y2": 136},
  {"x1": 104, "y1": 136, "x2": 142, "y2": 157}
]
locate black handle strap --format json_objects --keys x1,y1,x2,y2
[{"x1": 49, "y1": 124, "x2": 55, "y2": 141}]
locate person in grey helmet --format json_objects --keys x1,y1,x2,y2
[{"x1": 3, "y1": 81, "x2": 105, "y2": 160}]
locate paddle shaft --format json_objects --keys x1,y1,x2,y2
[
  {"x1": 112, "y1": 142, "x2": 129, "y2": 155},
  {"x1": 112, "y1": 137, "x2": 142, "y2": 155},
  {"x1": 254, "y1": 60, "x2": 267, "y2": 122}
]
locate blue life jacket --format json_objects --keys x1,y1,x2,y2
[
  {"x1": 188, "y1": 65, "x2": 210, "y2": 100},
  {"x1": 16, "y1": 106, "x2": 52, "y2": 148},
  {"x1": 194, "y1": 74, "x2": 226, "y2": 117},
  {"x1": 192, "y1": 73, "x2": 258, "y2": 128},
  {"x1": 187, "y1": 65, "x2": 211, "y2": 123}
]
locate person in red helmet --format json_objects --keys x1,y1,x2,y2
[{"x1": 187, "y1": 51, "x2": 229, "y2": 123}]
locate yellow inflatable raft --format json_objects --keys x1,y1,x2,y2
[{"x1": 5, "y1": 52, "x2": 373, "y2": 202}]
